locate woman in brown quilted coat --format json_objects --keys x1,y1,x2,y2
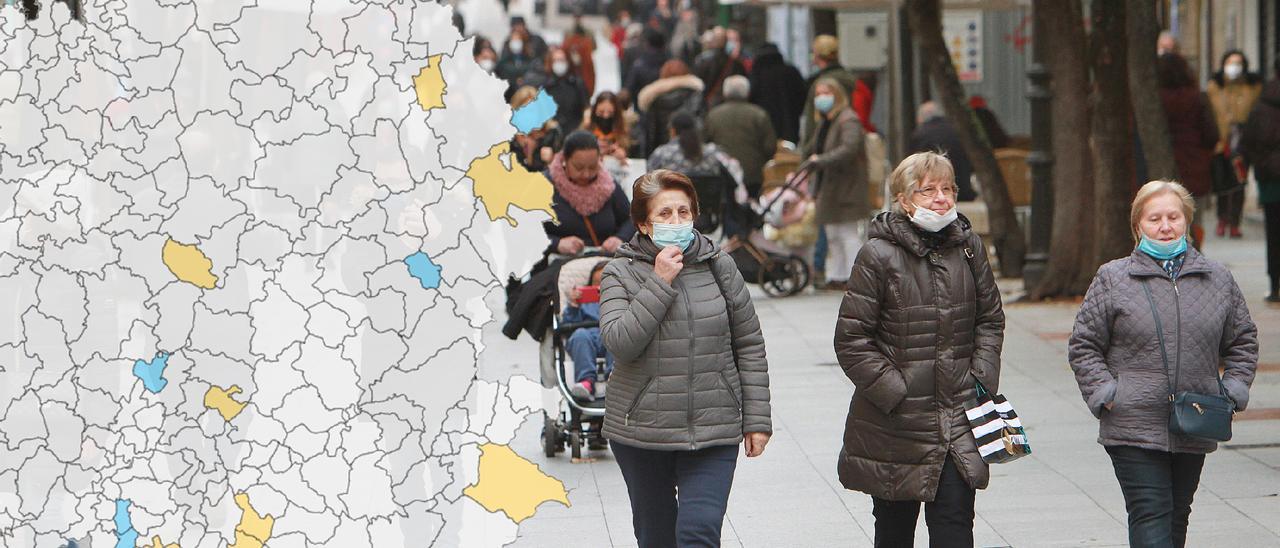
[
  {"x1": 1069, "y1": 180, "x2": 1257, "y2": 547},
  {"x1": 834, "y1": 151, "x2": 1005, "y2": 547}
]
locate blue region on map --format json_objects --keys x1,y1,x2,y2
[
  {"x1": 404, "y1": 252, "x2": 443, "y2": 289},
  {"x1": 113, "y1": 499, "x2": 139, "y2": 548},
  {"x1": 132, "y1": 352, "x2": 171, "y2": 394},
  {"x1": 510, "y1": 89, "x2": 558, "y2": 133}
]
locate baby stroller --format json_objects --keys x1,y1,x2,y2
[
  {"x1": 713, "y1": 163, "x2": 815, "y2": 297},
  {"x1": 538, "y1": 254, "x2": 612, "y2": 459}
]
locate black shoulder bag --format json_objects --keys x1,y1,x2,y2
[{"x1": 1140, "y1": 279, "x2": 1235, "y2": 442}]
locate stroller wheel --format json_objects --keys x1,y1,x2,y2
[
  {"x1": 541, "y1": 414, "x2": 561, "y2": 458},
  {"x1": 762, "y1": 255, "x2": 810, "y2": 297},
  {"x1": 569, "y1": 430, "x2": 583, "y2": 460}
]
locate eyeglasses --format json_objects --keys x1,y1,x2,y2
[{"x1": 912, "y1": 185, "x2": 958, "y2": 199}]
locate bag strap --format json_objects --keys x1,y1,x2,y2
[
  {"x1": 581, "y1": 215, "x2": 601, "y2": 246},
  {"x1": 708, "y1": 252, "x2": 739, "y2": 366},
  {"x1": 705, "y1": 58, "x2": 737, "y2": 102},
  {"x1": 1140, "y1": 278, "x2": 1229, "y2": 399},
  {"x1": 1139, "y1": 279, "x2": 1178, "y2": 399}
]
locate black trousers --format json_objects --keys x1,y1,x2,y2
[
  {"x1": 1216, "y1": 188, "x2": 1246, "y2": 227},
  {"x1": 871, "y1": 455, "x2": 976, "y2": 548},
  {"x1": 1106, "y1": 445, "x2": 1206, "y2": 548},
  {"x1": 1264, "y1": 201, "x2": 1280, "y2": 287},
  {"x1": 611, "y1": 441, "x2": 738, "y2": 548}
]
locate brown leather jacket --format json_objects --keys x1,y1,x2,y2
[{"x1": 835, "y1": 212, "x2": 1005, "y2": 501}]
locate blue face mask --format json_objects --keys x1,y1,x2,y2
[
  {"x1": 650, "y1": 222, "x2": 695, "y2": 250},
  {"x1": 1137, "y1": 235, "x2": 1187, "y2": 260},
  {"x1": 814, "y1": 94, "x2": 835, "y2": 113}
]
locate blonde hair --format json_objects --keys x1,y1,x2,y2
[
  {"x1": 889, "y1": 151, "x2": 956, "y2": 212},
  {"x1": 1130, "y1": 180, "x2": 1195, "y2": 242},
  {"x1": 811, "y1": 77, "x2": 849, "y2": 121}
]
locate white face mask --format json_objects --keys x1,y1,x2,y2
[
  {"x1": 1224, "y1": 63, "x2": 1244, "y2": 80},
  {"x1": 478, "y1": 58, "x2": 496, "y2": 73},
  {"x1": 908, "y1": 205, "x2": 958, "y2": 232},
  {"x1": 510, "y1": 39, "x2": 524, "y2": 55},
  {"x1": 552, "y1": 60, "x2": 569, "y2": 76}
]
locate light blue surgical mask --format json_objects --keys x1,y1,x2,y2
[
  {"x1": 814, "y1": 94, "x2": 835, "y2": 113},
  {"x1": 650, "y1": 222, "x2": 695, "y2": 250},
  {"x1": 1137, "y1": 235, "x2": 1187, "y2": 260}
]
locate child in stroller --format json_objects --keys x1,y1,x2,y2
[{"x1": 562, "y1": 261, "x2": 614, "y2": 401}]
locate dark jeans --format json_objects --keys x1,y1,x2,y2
[
  {"x1": 611, "y1": 441, "x2": 739, "y2": 548},
  {"x1": 1105, "y1": 445, "x2": 1206, "y2": 548},
  {"x1": 871, "y1": 455, "x2": 976, "y2": 548},
  {"x1": 566, "y1": 327, "x2": 613, "y2": 383},
  {"x1": 814, "y1": 225, "x2": 828, "y2": 272},
  {"x1": 1216, "y1": 188, "x2": 1245, "y2": 227}
]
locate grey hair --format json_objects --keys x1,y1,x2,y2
[
  {"x1": 916, "y1": 101, "x2": 943, "y2": 124},
  {"x1": 723, "y1": 75, "x2": 749, "y2": 100}
]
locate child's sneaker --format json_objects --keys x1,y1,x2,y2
[{"x1": 570, "y1": 379, "x2": 595, "y2": 401}]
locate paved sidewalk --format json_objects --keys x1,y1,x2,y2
[{"x1": 479, "y1": 226, "x2": 1280, "y2": 547}]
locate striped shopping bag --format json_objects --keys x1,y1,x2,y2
[{"x1": 965, "y1": 380, "x2": 1031, "y2": 464}]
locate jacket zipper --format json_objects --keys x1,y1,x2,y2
[
  {"x1": 683, "y1": 275, "x2": 696, "y2": 450},
  {"x1": 625, "y1": 376, "x2": 655, "y2": 426}
]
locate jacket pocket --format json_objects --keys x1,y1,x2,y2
[
  {"x1": 625, "y1": 376, "x2": 656, "y2": 426},
  {"x1": 718, "y1": 369, "x2": 742, "y2": 410}
]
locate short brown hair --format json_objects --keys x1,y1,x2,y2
[{"x1": 631, "y1": 169, "x2": 700, "y2": 224}]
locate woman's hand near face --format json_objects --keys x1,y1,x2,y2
[
  {"x1": 744, "y1": 432, "x2": 770, "y2": 457},
  {"x1": 653, "y1": 246, "x2": 684, "y2": 284}
]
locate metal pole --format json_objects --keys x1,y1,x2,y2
[{"x1": 1023, "y1": 3, "x2": 1052, "y2": 290}]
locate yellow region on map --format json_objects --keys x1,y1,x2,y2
[
  {"x1": 149, "y1": 537, "x2": 179, "y2": 548},
  {"x1": 230, "y1": 493, "x2": 274, "y2": 548},
  {"x1": 462, "y1": 443, "x2": 570, "y2": 524},
  {"x1": 204, "y1": 385, "x2": 247, "y2": 422},
  {"x1": 414, "y1": 54, "x2": 447, "y2": 111},
  {"x1": 162, "y1": 239, "x2": 218, "y2": 289},
  {"x1": 465, "y1": 142, "x2": 556, "y2": 226}
]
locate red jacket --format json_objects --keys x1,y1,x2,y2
[
  {"x1": 1159, "y1": 86, "x2": 1219, "y2": 196},
  {"x1": 852, "y1": 80, "x2": 876, "y2": 134}
]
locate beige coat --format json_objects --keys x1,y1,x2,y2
[{"x1": 1207, "y1": 79, "x2": 1262, "y2": 152}]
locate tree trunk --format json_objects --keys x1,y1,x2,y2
[
  {"x1": 1088, "y1": 0, "x2": 1138, "y2": 264},
  {"x1": 1126, "y1": 0, "x2": 1178, "y2": 181},
  {"x1": 1029, "y1": 0, "x2": 1097, "y2": 299},
  {"x1": 906, "y1": 0, "x2": 1026, "y2": 277}
]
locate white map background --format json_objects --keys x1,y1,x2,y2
[{"x1": 0, "y1": 0, "x2": 558, "y2": 545}]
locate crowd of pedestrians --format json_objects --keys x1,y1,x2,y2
[{"x1": 484, "y1": 13, "x2": 1268, "y2": 546}]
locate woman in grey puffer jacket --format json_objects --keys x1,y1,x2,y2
[
  {"x1": 599, "y1": 169, "x2": 772, "y2": 548},
  {"x1": 1070, "y1": 180, "x2": 1257, "y2": 548}
]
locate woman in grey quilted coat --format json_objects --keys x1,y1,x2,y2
[
  {"x1": 835, "y1": 152, "x2": 1005, "y2": 547},
  {"x1": 1069, "y1": 180, "x2": 1257, "y2": 548},
  {"x1": 599, "y1": 169, "x2": 771, "y2": 548}
]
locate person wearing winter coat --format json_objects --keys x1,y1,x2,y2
[
  {"x1": 747, "y1": 42, "x2": 807, "y2": 144},
  {"x1": 636, "y1": 59, "x2": 704, "y2": 158},
  {"x1": 542, "y1": 131, "x2": 636, "y2": 257},
  {"x1": 800, "y1": 35, "x2": 860, "y2": 154},
  {"x1": 624, "y1": 27, "x2": 669, "y2": 102},
  {"x1": 1069, "y1": 180, "x2": 1257, "y2": 547},
  {"x1": 542, "y1": 47, "x2": 590, "y2": 133},
  {"x1": 705, "y1": 76, "x2": 777, "y2": 198},
  {"x1": 692, "y1": 27, "x2": 747, "y2": 110},
  {"x1": 1207, "y1": 49, "x2": 1263, "y2": 239},
  {"x1": 804, "y1": 78, "x2": 869, "y2": 288},
  {"x1": 599, "y1": 169, "x2": 772, "y2": 548},
  {"x1": 1157, "y1": 53, "x2": 1219, "y2": 248},
  {"x1": 1240, "y1": 67, "x2": 1280, "y2": 302},
  {"x1": 835, "y1": 151, "x2": 1005, "y2": 547}
]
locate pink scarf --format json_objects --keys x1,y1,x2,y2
[{"x1": 548, "y1": 152, "x2": 617, "y2": 218}]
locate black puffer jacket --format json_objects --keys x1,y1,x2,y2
[
  {"x1": 1242, "y1": 80, "x2": 1280, "y2": 182},
  {"x1": 835, "y1": 212, "x2": 1005, "y2": 502}
]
